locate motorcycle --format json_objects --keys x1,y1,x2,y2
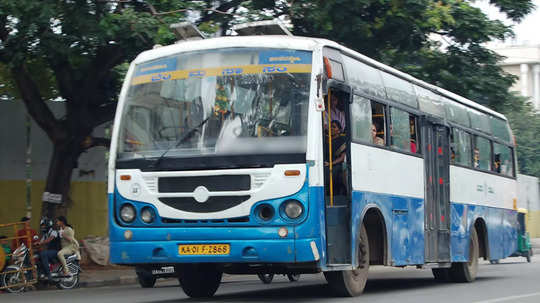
[
  {"x1": 34, "y1": 251, "x2": 82, "y2": 290},
  {"x1": 1, "y1": 242, "x2": 81, "y2": 292},
  {"x1": 1, "y1": 243, "x2": 36, "y2": 293}
]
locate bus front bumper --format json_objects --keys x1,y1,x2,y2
[{"x1": 110, "y1": 237, "x2": 321, "y2": 264}]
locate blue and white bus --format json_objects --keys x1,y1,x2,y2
[{"x1": 108, "y1": 33, "x2": 518, "y2": 297}]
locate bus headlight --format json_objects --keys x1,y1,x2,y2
[
  {"x1": 120, "y1": 204, "x2": 136, "y2": 223},
  {"x1": 140, "y1": 207, "x2": 155, "y2": 223},
  {"x1": 283, "y1": 200, "x2": 304, "y2": 219}
]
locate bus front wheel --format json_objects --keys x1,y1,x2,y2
[
  {"x1": 178, "y1": 264, "x2": 222, "y2": 298},
  {"x1": 324, "y1": 224, "x2": 369, "y2": 297},
  {"x1": 449, "y1": 227, "x2": 479, "y2": 282}
]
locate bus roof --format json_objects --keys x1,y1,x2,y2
[{"x1": 134, "y1": 35, "x2": 506, "y2": 120}]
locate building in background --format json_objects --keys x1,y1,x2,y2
[{"x1": 491, "y1": 44, "x2": 540, "y2": 109}]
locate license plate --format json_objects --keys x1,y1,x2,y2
[
  {"x1": 152, "y1": 266, "x2": 174, "y2": 275},
  {"x1": 178, "y1": 244, "x2": 230, "y2": 255}
]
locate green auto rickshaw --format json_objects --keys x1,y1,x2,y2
[{"x1": 511, "y1": 208, "x2": 534, "y2": 262}]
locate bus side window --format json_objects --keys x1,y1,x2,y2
[
  {"x1": 390, "y1": 107, "x2": 416, "y2": 153},
  {"x1": 473, "y1": 136, "x2": 491, "y2": 170},
  {"x1": 409, "y1": 115, "x2": 419, "y2": 153},
  {"x1": 450, "y1": 128, "x2": 472, "y2": 166},
  {"x1": 350, "y1": 96, "x2": 386, "y2": 146},
  {"x1": 371, "y1": 101, "x2": 386, "y2": 146},
  {"x1": 493, "y1": 142, "x2": 514, "y2": 176}
]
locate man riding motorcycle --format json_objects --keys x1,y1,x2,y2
[{"x1": 36, "y1": 217, "x2": 61, "y2": 280}]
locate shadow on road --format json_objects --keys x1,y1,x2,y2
[{"x1": 146, "y1": 274, "x2": 503, "y2": 303}]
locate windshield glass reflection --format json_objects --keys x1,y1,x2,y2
[{"x1": 117, "y1": 48, "x2": 312, "y2": 161}]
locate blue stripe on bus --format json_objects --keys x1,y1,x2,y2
[
  {"x1": 349, "y1": 190, "x2": 517, "y2": 266},
  {"x1": 108, "y1": 187, "x2": 517, "y2": 266}
]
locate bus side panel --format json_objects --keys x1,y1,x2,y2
[
  {"x1": 450, "y1": 203, "x2": 468, "y2": 262},
  {"x1": 349, "y1": 143, "x2": 425, "y2": 267},
  {"x1": 450, "y1": 203, "x2": 517, "y2": 262},
  {"x1": 351, "y1": 191, "x2": 424, "y2": 267},
  {"x1": 504, "y1": 209, "x2": 518, "y2": 257},
  {"x1": 488, "y1": 207, "x2": 505, "y2": 260}
]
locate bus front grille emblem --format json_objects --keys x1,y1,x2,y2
[{"x1": 193, "y1": 186, "x2": 210, "y2": 203}]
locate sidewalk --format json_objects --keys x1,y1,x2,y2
[{"x1": 79, "y1": 265, "x2": 137, "y2": 288}]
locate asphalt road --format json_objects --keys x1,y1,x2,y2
[{"x1": 2, "y1": 256, "x2": 540, "y2": 303}]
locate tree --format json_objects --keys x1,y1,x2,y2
[
  {"x1": 285, "y1": 0, "x2": 534, "y2": 113},
  {"x1": 506, "y1": 102, "x2": 540, "y2": 178},
  {"x1": 2, "y1": 0, "x2": 538, "y2": 220},
  {"x1": 282, "y1": 0, "x2": 539, "y2": 176},
  {"x1": 0, "y1": 0, "x2": 199, "y2": 217}
]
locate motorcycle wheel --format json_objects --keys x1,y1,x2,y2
[
  {"x1": 1, "y1": 266, "x2": 26, "y2": 293},
  {"x1": 257, "y1": 273, "x2": 274, "y2": 284},
  {"x1": 56, "y1": 263, "x2": 80, "y2": 289}
]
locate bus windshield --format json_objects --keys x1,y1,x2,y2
[{"x1": 117, "y1": 48, "x2": 312, "y2": 166}]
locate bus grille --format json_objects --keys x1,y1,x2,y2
[
  {"x1": 158, "y1": 196, "x2": 250, "y2": 213},
  {"x1": 158, "y1": 175, "x2": 250, "y2": 192}
]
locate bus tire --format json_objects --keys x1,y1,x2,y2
[
  {"x1": 432, "y1": 268, "x2": 450, "y2": 281},
  {"x1": 324, "y1": 224, "x2": 369, "y2": 297},
  {"x1": 178, "y1": 264, "x2": 222, "y2": 298},
  {"x1": 449, "y1": 227, "x2": 479, "y2": 282}
]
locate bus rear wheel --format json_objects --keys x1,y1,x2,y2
[
  {"x1": 449, "y1": 227, "x2": 479, "y2": 282},
  {"x1": 178, "y1": 264, "x2": 222, "y2": 298},
  {"x1": 325, "y1": 224, "x2": 369, "y2": 297}
]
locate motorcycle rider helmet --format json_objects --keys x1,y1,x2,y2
[{"x1": 39, "y1": 217, "x2": 53, "y2": 233}]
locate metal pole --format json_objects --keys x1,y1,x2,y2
[
  {"x1": 25, "y1": 112, "x2": 32, "y2": 218},
  {"x1": 327, "y1": 91, "x2": 334, "y2": 207}
]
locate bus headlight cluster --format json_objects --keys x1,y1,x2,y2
[
  {"x1": 283, "y1": 200, "x2": 304, "y2": 219},
  {"x1": 120, "y1": 204, "x2": 136, "y2": 223},
  {"x1": 256, "y1": 204, "x2": 275, "y2": 221},
  {"x1": 140, "y1": 207, "x2": 155, "y2": 223}
]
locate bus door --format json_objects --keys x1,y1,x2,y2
[
  {"x1": 324, "y1": 85, "x2": 353, "y2": 265},
  {"x1": 422, "y1": 117, "x2": 451, "y2": 263}
]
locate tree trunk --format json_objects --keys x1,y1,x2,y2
[{"x1": 41, "y1": 140, "x2": 82, "y2": 219}]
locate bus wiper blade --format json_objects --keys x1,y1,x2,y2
[{"x1": 151, "y1": 116, "x2": 211, "y2": 168}]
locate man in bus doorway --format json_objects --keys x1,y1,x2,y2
[
  {"x1": 324, "y1": 120, "x2": 347, "y2": 197},
  {"x1": 323, "y1": 93, "x2": 345, "y2": 132}
]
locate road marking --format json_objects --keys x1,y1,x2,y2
[{"x1": 474, "y1": 292, "x2": 540, "y2": 303}]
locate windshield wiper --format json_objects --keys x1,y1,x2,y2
[{"x1": 151, "y1": 116, "x2": 212, "y2": 169}]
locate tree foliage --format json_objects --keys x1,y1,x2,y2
[
  {"x1": 506, "y1": 103, "x2": 540, "y2": 177},
  {"x1": 0, "y1": 0, "x2": 196, "y2": 216}
]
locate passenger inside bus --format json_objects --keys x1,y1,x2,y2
[
  {"x1": 473, "y1": 148, "x2": 480, "y2": 168},
  {"x1": 323, "y1": 94, "x2": 345, "y2": 132},
  {"x1": 324, "y1": 120, "x2": 347, "y2": 196},
  {"x1": 371, "y1": 123, "x2": 384, "y2": 146},
  {"x1": 409, "y1": 116, "x2": 417, "y2": 153}
]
